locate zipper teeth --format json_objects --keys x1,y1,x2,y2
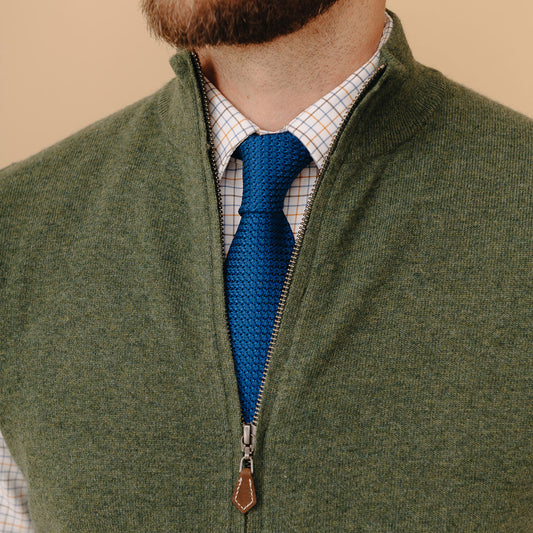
[
  {"x1": 191, "y1": 52, "x2": 242, "y2": 416},
  {"x1": 190, "y1": 51, "x2": 385, "y2": 430},
  {"x1": 191, "y1": 52, "x2": 251, "y2": 430},
  {"x1": 252, "y1": 63, "x2": 387, "y2": 426},
  {"x1": 191, "y1": 52, "x2": 226, "y2": 259}
]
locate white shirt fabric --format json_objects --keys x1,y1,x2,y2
[{"x1": 208, "y1": 13, "x2": 392, "y2": 255}]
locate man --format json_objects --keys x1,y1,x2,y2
[{"x1": 0, "y1": 0, "x2": 531, "y2": 530}]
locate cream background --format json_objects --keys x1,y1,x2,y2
[{"x1": 1, "y1": 0, "x2": 532, "y2": 168}]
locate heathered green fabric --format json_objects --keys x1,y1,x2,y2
[{"x1": 0, "y1": 12, "x2": 532, "y2": 532}]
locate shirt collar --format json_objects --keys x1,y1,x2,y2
[{"x1": 204, "y1": 13, "x2": 393, "y2": 178}]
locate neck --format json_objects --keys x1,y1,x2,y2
[{"x1": 196, "y1": 0, "x2": 386, "y2": 131}]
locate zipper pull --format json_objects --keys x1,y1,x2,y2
[{"x1": 232, "y1": 423, "x2": 257, "y2": 514}]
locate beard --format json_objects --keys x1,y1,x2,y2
[{"x1": 141, "y1": 0, "x2": 340, "y2": 50}]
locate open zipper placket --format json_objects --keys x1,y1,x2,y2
[{"x1": 190, "y1": 52, "x2": 386, "y2": 516}]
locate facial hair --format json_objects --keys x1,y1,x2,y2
[{"x1": 141, "y1": 0, "x2": 340, "y2": 50}]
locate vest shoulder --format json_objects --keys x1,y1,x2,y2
[
  {"x1": 0, "y1": 79, "x2": 179, "y2": 184},
  {"x1": 408, "y1": 64, "x2": 533, "y2": 176},
  {"x1": 0, "y1": 79, "x2": 189, "y2": 241},
  {"x1": 421, "y1": 64, "x2": 533, "y2": 142}
]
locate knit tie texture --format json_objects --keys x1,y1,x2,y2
[{"x1": 225, "y1": 132, "x2": 312, "y2": 423}]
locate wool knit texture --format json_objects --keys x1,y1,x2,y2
[
  {"x1": 225, "y1": 132, "x2": 312, "y2": 423},
  {"x1": 0, "y1": 19, "x2": 393, "y2": 530},
  {"x1": 0, "y1": 11, "x2": 531, "y2": 532}
]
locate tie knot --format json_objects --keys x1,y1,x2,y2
[{"x1": 236, "y1": 132, "x2": 311, "y2": 213}]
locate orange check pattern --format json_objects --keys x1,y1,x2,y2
[
  {"x1": 0, "y1": 429, "x2": 32, "y2": 531},
  {"x1": 0, "y1": 14, "x2": 392, "y2": 531},
  {"x1": 208, "y1": 14, "x2": 392, "y2": 255}
]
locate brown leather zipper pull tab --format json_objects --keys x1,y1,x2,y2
[
  {"x1": 232, "y1": 467, "x2": 257, "y2": 514},
  {"x1": 233, "y1": 424, "x2": 257, "y2": 513}
]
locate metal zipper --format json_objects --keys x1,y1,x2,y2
[
  {"x1": 190, "y1": 52, "x2": 227, "y2": 263},
  {"x1": 190, "y1": 51, "x2": 255, "y2": 526},
  {"x1": 251, "y1": 62, "x2": 387, "y2": 426},
  {"x1": 190, "y1": 52, "x2": 386, "y2": 515}
]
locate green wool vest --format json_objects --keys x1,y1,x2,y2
[{"x1": 1, "y1": 12, "x2": 532, "y2": 532}]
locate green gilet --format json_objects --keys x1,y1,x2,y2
[{"x1": 1, "y1": 12, "x2": 532, "y2": 532}]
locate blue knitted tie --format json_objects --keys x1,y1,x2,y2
[{"x1": 225, "y1": 132, "x2": 312, "y2": 423}]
